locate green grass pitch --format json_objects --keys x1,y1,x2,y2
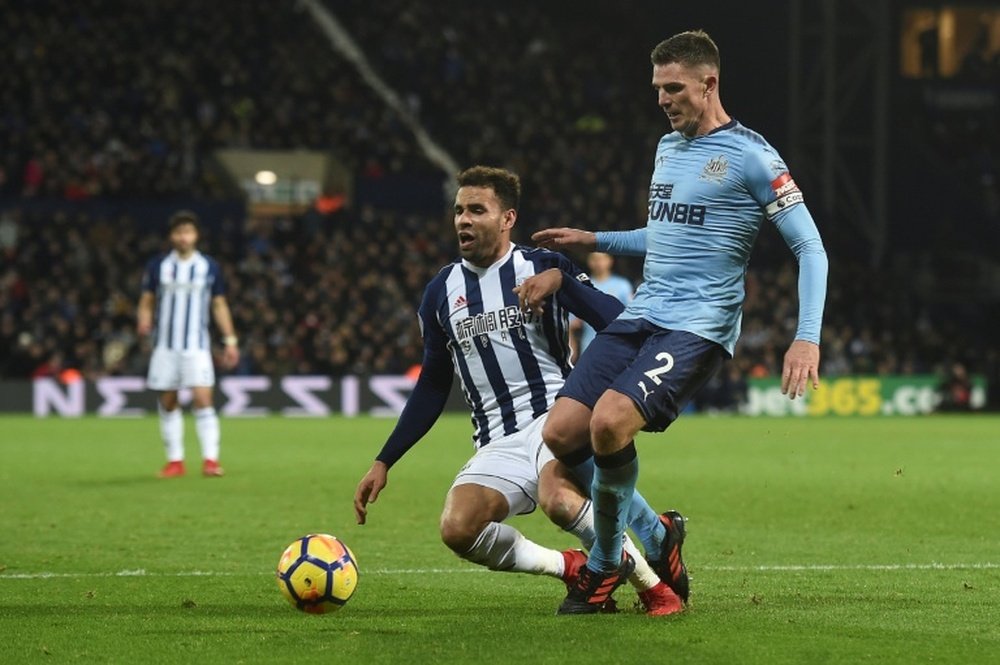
[{"x1": 1, "y1": 414, "x2": 998, "y2": 664}]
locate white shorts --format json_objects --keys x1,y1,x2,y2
[
  {"x1": 146, "y1": 347, "x2": 215, "y2": 391},
  {"x1": 450, "y1": 414, "x2": 556, "y2": 518}
]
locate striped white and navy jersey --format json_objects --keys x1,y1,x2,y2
[
  {"x1": 373, "y1": 243, "x2": 624, "y2": 467},
  {"x1": 141, "y1": 250, "x2": 225, "y2": 351},
  {"x1": 420, "y1": 244, "x2": 590, "y2": 447}
]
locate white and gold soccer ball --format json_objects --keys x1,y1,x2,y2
[{"x1": 276, "y1": 534, "x2": 359, "y2": 614}]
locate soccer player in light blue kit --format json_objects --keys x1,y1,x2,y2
[
  {"x1": 569, "y1": 252, "x2": 633, "y2": 362},
  {"x1": 534, "y1": 30, "x2": 828, "y2": 614}
]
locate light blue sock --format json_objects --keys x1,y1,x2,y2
[
  {"x1": 569, "y1": 456, "x2": 665, "y2": 558},
  {"x1": 588, "y1": 454, "x2": 638, "y2": 572}
]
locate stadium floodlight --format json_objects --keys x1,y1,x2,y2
[{"x1": 255, "y1": 170, "x2": 278, "y2": 186}]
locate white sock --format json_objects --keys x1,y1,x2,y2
[
  {"x1": 462, "y1": 522, "x2": 564, "y2": 577},
  {"x1": 565, "y1": 499, "x2": 596, "y2": 548},
  {"x1": 624, "y1": 536, "x2": 660, "y2": 592},
  {"x1": 194, "y1": 407, "x2": 220, "y2": 461},
  {"x1": 159, "y1": 405, "x2": 184, "y2": 462}
]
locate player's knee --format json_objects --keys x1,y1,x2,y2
[
  {"x1": 590, "y1": 407, "x2": 637, "y2": 453},
  {"x1": 159, "y1": 392, "x2": 179, "y2": 411},
  {"x1": 191, "y1": 389, "x2": 213, "y2": 410},
  {"x1": 542, "y1": 413, "x2": 587, "y2": 456},
  {"x1": 439, "y1": 515, "x2": 481, "y2": 555}
]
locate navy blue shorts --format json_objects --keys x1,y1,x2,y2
[{"x1": 560, "y1": 319, "x2": 725, "y2": 432}]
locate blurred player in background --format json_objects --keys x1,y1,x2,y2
[
  {"x1": 534, "y1": 30, "x2": 829, "y2": 613},
  {"x1": 354, "y1": 166, "x2": 684, "y2": 615},
  {"x1": 137, "y1": 211, "x2": 240, "y2": 478},
  {"x1": 568, "y1": 252, "x2": 633, "y2": 363}
]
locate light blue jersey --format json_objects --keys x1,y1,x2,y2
[
  {"x1": 596, "y1": 120, "x2": 827, "y2": 355},
  {"x1": 575, "y1": 274, "x2": 633, "y2": 352}
]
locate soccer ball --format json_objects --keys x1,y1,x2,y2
[{"x1": 276, "y1": 534, "x2": 359, "y2": 614}]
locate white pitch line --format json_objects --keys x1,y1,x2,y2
[
  {"x1": 703, "y1": 562, "x2": 1000, "y2": 572},
  {"x1": 0, "y1": 563, "x2": 998, "y2": 581}
]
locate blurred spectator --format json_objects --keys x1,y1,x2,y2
[
  {"x1": 937, "y1": 362, "x2": 973, "y2": 412},
  {"x1": 694, "y1": 362, "x2": 748, "y2": 414}
]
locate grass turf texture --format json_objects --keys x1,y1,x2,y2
[{"x1": 1, "y1": 415, "x2": 998, "y2": 664}]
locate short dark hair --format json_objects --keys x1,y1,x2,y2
[
  {"x1": 650, "y1": 30, "x2": 720, "y2": 71},
  {"x1": 456, "y1": 166, "x2": 521, "y2": 211},
  {"x1": 168, "y1": 210, "x2": 199, "y2": 232}
]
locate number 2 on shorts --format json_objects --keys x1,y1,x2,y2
[{"x1": 643, "y1": 352, "x2": 675, "y2": 386}]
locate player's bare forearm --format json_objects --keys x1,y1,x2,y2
[
  {"x1": 212, "y1": 296, "x2": 240, "y2": 368},
  {"x1": 531, "y1": 228, "x2": 597, "y2": 252},
  {"x1": 136, "y1": 292, "x2": 155, "y2": 336},
  {"x1": 211, "y1": 296, "x2": 236, "y2": 338},
  {"x1": 781, "y1": 339, "x2": 821, "y2": 400}
]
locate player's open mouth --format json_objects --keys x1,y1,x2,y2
[{"x1": 458, "y1": 231, "x2": 475, "y2": 248}]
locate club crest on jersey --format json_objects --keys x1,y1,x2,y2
[{"x1": 699, "y1": 155, "x2": 729, "y2": 183}]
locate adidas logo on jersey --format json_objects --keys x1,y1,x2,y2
[{"x1": 453, "y1": 295, "x2": 469, "y2": 311}]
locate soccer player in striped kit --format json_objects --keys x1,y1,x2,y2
[
  {"x1": 354, "y1": 166, "x2": 685, "y2": 615},
  {"x1": 137, "y1": 211, "x2": 240, "y2": 478},
  {"x1": 535, "y1": 30, "x2": 829, "y2": 613}
]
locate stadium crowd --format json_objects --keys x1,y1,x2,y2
[
  {"x1": 1, "y1": 204, "x2": 990, "y2": 396},
  {"x1": 0, "y1": 0, "x2": 434, "y2": 202},
  {"x1": 1, "y1": 1, "x2": 996, "y2": 411}
]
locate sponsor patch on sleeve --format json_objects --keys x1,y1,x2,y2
[{"x1": 765, "y1": 173, "x2": 804, "y2": 217}]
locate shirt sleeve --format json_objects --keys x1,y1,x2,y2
[
  {"x1": 209, "y1": 258, "x2": 226, "y2": 297},
  {"x1": 774, "y1": 206, "x2": 828, "y2": 344},
  {"x1": 744, "y1": 147, "x2": 828, "y2": 344},
  {"x1": 595, "y1": 229, "x2": 647, "y2": 256},
  {"x1": 141, "y1": 257, "x2": 160, "y2": 294},
  {"x1": 374, "y1": 284, "x2": 455, "y2": 468}
]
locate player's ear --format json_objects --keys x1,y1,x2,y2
[
  {"x1": 703, "y1": 73, "x2": 718, "y2": 98},
  {"x1": 502, "y1": 208, "x2": 517, "y2": 230}
]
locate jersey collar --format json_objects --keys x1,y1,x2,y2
[
  {"x1": 683, "y1": 118, "x2": 738, "y2": 141},
  {"x1": 169, "y1": 249, "x2": 201, "y2": 263}
]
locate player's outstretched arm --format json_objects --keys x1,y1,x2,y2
[
  {"x1": 781, "y1": 339, "x2": 821, "y2": 399},
  {"x1": 354, "y1": 461, "x2": 389, "y2": 525},
  {"x1": 357, "y1": 317, "x2": 454, "y2": 523},
  {"x1": 531, "y1": 228, "x2": 597, "y2": 252}
]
